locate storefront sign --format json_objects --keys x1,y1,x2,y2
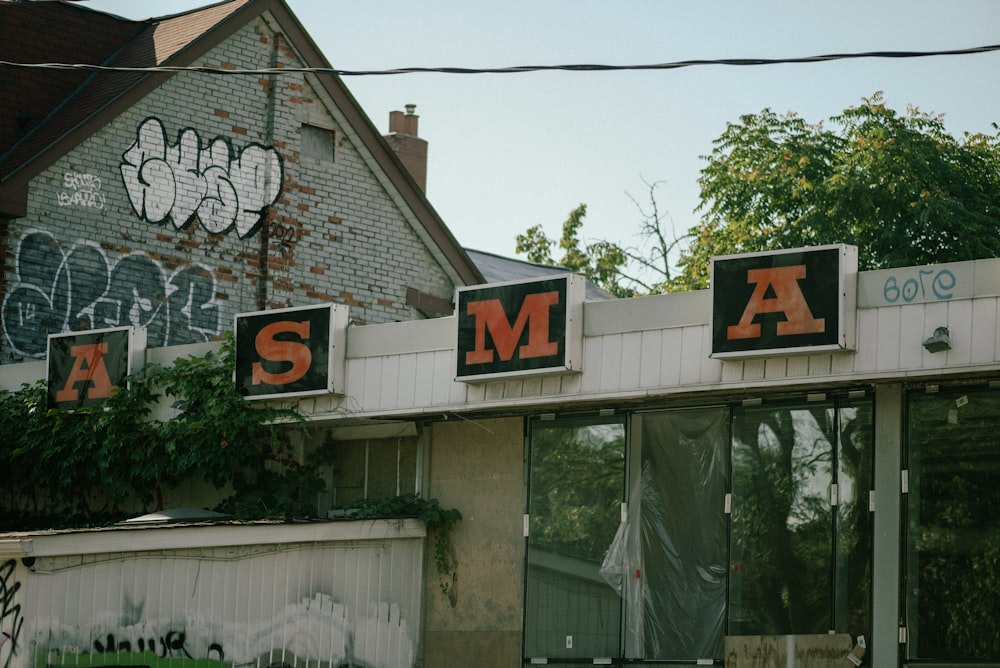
[
  {"x1": 47, "y1": 326, "x2": 145, "y2": 409},
  {"x1": 456, "y1": 274, "x2": 584, "y2": 382},
  {"x1": 711, "y1": 244, "x2": 857, "y2": 358},
  {"x1": 234, "y1": 303, "x2": 347, "y2": 400}
]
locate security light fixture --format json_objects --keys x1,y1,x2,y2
[{"x1": 922, "y1": 326, "x2": 951, "y2": 353}]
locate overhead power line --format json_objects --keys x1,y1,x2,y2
[{"x1": 2, "y1": 43, "x2": 999, "y2": 76}]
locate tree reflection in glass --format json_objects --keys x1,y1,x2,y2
[
  {"x1": 524, "y1": 415, "x2": 626, "y2": 660},
  {"x1": 729, "y1": 398, "x2": 872, "y2": 637}
]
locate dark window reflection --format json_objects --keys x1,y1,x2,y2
[
  {"x1": 524, "y1": 416, "x2": 626, "y2": 660},
  {"x1": 729, "y1": 398, "x2": 872, "y2": 638},
  {"x1": 907, "y1": 388, "x2": 1000, "y2": 661}
]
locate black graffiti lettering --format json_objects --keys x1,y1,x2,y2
[
  {"x1": 268, "y1": 222, "x2": 298, "y2": 255},
  {"x1": 208, "y1": 643, "x2": 224, "y2": 662},
  {"x1": 166, "y1": 266, "x2": 221, "y2": 345},
  {"x1": 161, "y1": 631, "x2": 192, "y2": 659},
  {"x1": 1, "y1": 561, "x2": 24, "y2": 668},
  {"x1": 2, "y1": 232, "x2": 222, "y2": 358}
]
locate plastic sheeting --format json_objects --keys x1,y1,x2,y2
[{"x1": 601, "y1": 407, "x2": 729, "y2": 660}]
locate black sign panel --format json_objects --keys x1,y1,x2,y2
[
  {"x1": 235, "y1": 304, "x2": 333, "y2": 399},
  {"x1": 712, "y1": 246, "x2": 845, "y2": 357},
  {"x1": 456, "y1": 277, "x2": 569, "y2": 379},
  {"x1": 47, "y1": 328, "x2": 133, "y2": 409}
]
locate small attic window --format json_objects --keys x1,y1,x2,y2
[{"x1": 301, "y1": 124, "x2": 335, "y2": 162}]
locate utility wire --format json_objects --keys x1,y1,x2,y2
[{"x1": 2, "y1": 43, "x2": 999, "y2": 76}]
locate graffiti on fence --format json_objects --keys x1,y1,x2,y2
[
  {"x1": 35, "y1": 593, "x2": 412, "y2": 668},
  {"x1": 0, "y1": 561, "x2": 23, "y2": 668}
]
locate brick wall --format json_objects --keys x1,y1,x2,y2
[{"x1": 1, "y1": 18, "x2": 457, "y2": 361}]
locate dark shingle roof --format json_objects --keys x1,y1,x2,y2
[
  {"x1": 0, "y1": 0, "x2": 481, "y2": 285},
  {"x1": 466, "y1": 248, "x2": 614, "y2": 300}
]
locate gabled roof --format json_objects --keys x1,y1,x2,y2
[{"x1": 0, "y1": 0, "x2": 482, "y2": 285}]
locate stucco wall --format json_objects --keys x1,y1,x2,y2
[
  {"x1": 2, "y1": 15, "x2": 457, "y2": 363},
  {"x1": 422, "y1": 417, "x2": 524, "y2": 668}
]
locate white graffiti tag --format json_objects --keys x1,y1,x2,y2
[
  {"x1": 57, "y1": 172, "x2": 105, "y2": 210},
  {"x1": 120, "y1": 117, "x2": 283, "y2": 238}
]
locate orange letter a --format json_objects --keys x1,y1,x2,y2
[
  {"x1": 727, "y1": 265, "x2": 825, "y2": 340},
  {"x1": 55, "y1": 343, "x2": 116, "y2": 402}
]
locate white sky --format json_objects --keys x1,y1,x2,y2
[{"x1": 82, "y1": 0, "x2": 1000, "y2": 267}]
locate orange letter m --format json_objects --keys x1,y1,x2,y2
[{"x1": 465, "y1": 291, "x2": 560, "y2": 365}]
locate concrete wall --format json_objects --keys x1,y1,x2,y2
[
  {"x1": 421, "y1": 417, "x2": 524, "y2": 668},
  {"x1": 2, "y1": 15, "x2": 458, "y2": 362}
]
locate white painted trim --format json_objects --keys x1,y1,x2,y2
[{"x1": 10, "y1": 518, "x2": 426, "y2": 557}]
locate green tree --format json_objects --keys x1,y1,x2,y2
[
  {"x1": 516, "y1": 179, "x2": 687, "y2": 297},
  {"x1": 518, "y1": 95, "x2": 1000, "y2": 297},
  {"x1": 676, "y1": 93, "x2": 1000, "y2": 290}
]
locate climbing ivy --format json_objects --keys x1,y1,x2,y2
[
  {"x1": 353, "y1": 494, "x2": 463, "y2": 602},
  {"x1": 0, "y1": 333, "x2": 315, "y2": 529}
]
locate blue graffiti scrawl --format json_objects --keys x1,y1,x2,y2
[
  {"x1": 1, "y1": 231, "x2": 222, "y2": 358},
  {"x1": 121, "y1": 117, "x2": 284, "y2": 238}
]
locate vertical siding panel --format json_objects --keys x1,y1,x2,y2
[
  {"x1": 521, "y1": 375, "x2": 543, "y2": 398},
  {"x1": 679, "y1": 326, "x2": 704, "y2": 385},
  {"x1": 993, "y1": 298, "x2": 1000, "y2": 363},
  {"x1": 580, "y1": 336, "x2": 604, "y2": 393},
  {"x1": 443, "y1": 351, "x2": 469, "y2": 405},
  {"x1": 875, "y1": 307, "x2": 903, "y2": 371},
  {"x1": 363, "y1": 357, "x2": 383, "y2": 410},
  {"x1": 786, "y1": 355, "x2": 809, "y2": 378},
  {"x1": 970, "y1": 297, "x2": 998, "y2": 363},
  {"x1": 898, "y1": 305, "x2": 926, "y2": 369},
  {"x1": 658, "y1": 328, "x2": 683, "y2": 388},
  {"x1": 946, "y1": 299, "x2": 974, "y2": 366},
  {"x1": 558, "y1": 372, "x2": 583, "y2": 396},
  {"x1": 396, "y1": 352, "x2": 418, "y2": 408},
  {"x1": 618, "y1": 331, "x2": 643, "y2": 390},
  {"x1": 698, "y1": 325, "x2": 723, "y2": 384},
  {"x1": 600, "y1": 334, "x2": 624, "y2": 392},
  {"x1": 345, "y1": 357, "x2": 365, "y2": 404},
  {"x1": 379, "y1": 355, "x2": 400, "y2": 409},
  {"x1": 721, "y1": 359, "x2": 744, "y2": 384},
  {"x1": 742, "y1": 358, "x2": 765, "y2": 382},
  {"x1": 414, "y1": 351, "x2": 436, "y2": 404},
  {"x1": 541, "y1": 375, "x2": 564, "y2": 396},
  {"x1": 764, "y1": 357, "x2": 788, "y2": 380},
  {"x1": 854, "y1": 308, "x2": 879, "y2": 373},
  {"x1": 638, "y1": 330, "x2": 662, "y2": 388}
]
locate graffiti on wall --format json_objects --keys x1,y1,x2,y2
[
  {"x1": 35, "y1": 593, "x2": 413, "y2": 668},
  {"x1": 120, "y1": 117, "x2": 284, "y2": 239},
  {"x1": 57, "y1": 173, "x2": 105, "y2": 210},
  {"x1": 0, "y1": 561, "x2": 23, "y2": 668},
  {"x1": 1, "y1": 230, "x2": 221, "y2": 358}
]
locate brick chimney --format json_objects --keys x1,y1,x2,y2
[{"x1": 384, "y1": 104, "x2": 428, "y2": 192}]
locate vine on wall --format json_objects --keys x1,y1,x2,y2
[{"x1": 0, "y1": 333, "x2": 313, "y2": 529}]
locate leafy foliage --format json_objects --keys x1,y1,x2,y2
[
  {"x1": 0, "y1": 333, "x2": 318, "y2": 529},
  {"x1": 516, "y1": 187, "x2": 688, "y2": 298},
  {"x1": 517, "y1": 95, "x2": 1000, "y2": 296},
  {"x1": 677, "y1": 92, "x2": 1000, "y2": 290}
]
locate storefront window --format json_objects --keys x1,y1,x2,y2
[
  {"x1": 524, "y1": 415, "x2": 626, "y2": 663},
  {"x1": 906, "y1": 387, "x2": 1000, "y2": 661},
  {"x1": 729, "y1": 398, "x2": 872, "y2": 638},
  {"x1": 637, "y1": 407, "x2": 729, "y2": 659},
  {"x1": 523, "y1": 397, "x2": 873, "y2": 664}
]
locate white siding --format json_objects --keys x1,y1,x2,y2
[{"x1": 297, "y1": 287, "x2": 1000, "y2": 422}]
